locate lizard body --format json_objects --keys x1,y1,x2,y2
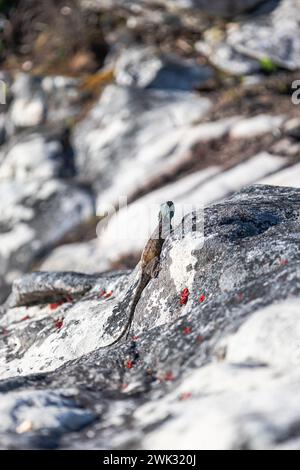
[{"x1": 108, "y1": 201, "x2": 175, "y2": 346}]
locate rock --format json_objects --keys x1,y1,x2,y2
[
  {"x1": 10, "y1": 74, "x2": 47, "y2": 130},
  {"x1": 260, "y1": 162, "x2": 300, "y2": 187},
  {"x1": 227, "y1": 0, "x2": 300, "y2": 71},
  {"x1": 0, "y1": 114, "x2": 7, "y2": 146},
  {"x1": 8, "y1": 73, "x2": 82, "y2": 134},
  {"x1": 40, "y1": 239, "x2": 108, "y2": 274},
  {"x1": 83, "y1": 0, "x2": 278, "y2": 17},
  {"x1": 8, "y1": 272, "x2": 100, "y2": 308},
  {"x1": 229, "y1": 114, "x2": 285, "y2": 139},
  {"x1": 41, "y1": 76, "x2": 81, "y2": 125},
  {"x1": 0, "y1": 270, "x2": 131, "y2": 377},
  {"x1": 98, "y1": 152, "x2": 287, "y2": 264},
  {"x1": 226, "y1": 299, "x2": 300, "y2": 369},
  {"x1": 0, "y1": 186, "x2": 300, "y2": 449},
  {"x1": 163, "y1": 0, "x2": 279, "y2": 16},
  {"x1": 198, "y1": 0, "x2": 300, "y2": 74},
  {"x1": 0, "y1": 133, "x2": 63, "y2": 181},
  {"x1": 114, "y1": 46, "x2": 213, "y2": 90},
  {"x1": 195, "y1": 39, "x2": 260, "y2": 76},
  {"x1": 74, "y1": 84, "x2": 212, "y2": 207},
  {"x1": 141, "y1": 359, "x2": 300, "y2": 450},
  {"x1": 0, "y1": 179, "x2": 94, "y2": 300},
  {"x1": 0, "y1": 390, "x2": 94, "y2": 449}
]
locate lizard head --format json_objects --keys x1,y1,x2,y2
[{"x1": 159, "y1": 201, "x2": 175, "y2": 221}]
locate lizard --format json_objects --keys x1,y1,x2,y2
[{"x1": 107, "y1": 201, "x2": 175, "y2": 346}]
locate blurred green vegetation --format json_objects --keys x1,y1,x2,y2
[{"x1": 260, "y1": 56, "x2": 278, "y2": 74}]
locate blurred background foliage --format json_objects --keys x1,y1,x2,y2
[{"x1": 0, "y1": 0, "x2": 109, "y2": 74}]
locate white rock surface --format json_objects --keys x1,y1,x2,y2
[
  {"x1": 98, "y1": 152, "x2": 287, "y2": 264},
  {"x1": 10, "y1": 74, "x2": 46, "y2": 129},
  {"x1": 0, "y1": 134, "x2": 61, "y2": 181},
  {"x1": 225, "y1": 299, "x2": 300, "y2": 369},
  {"x1": 228, "y1": 0, "x2": 300, "y2": 71},
  {"x1": 0, "y1": 179, "x2": 94, "y2": 288},
  {"x1": 114, "y1": 45, "x2": 213, "y2": 90},
  {"x1": 0, "y1": 390, "x2": 94, "y2": 434},
  {"x1": 40, "y1": 239, "x2": 106, "y2": 274},
  {"x1": 230, "y1": 115, "x2": 285, "y2": 139},
  {"x1": 74, "y1": 84, "x2": 212, "y2": 206},
  {"x1": 0, "y1": 273, "x2": 128, "y2": 378},
  {"x1": 260, "y1": 162, "x2": 300, "y2": 188}
]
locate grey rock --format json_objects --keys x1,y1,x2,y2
[
  {"x1": 0, "y1": 390, "x2": 94, "y2": 449},
  {"x1": 40, "y1": 239, "x2": 109, "y2": 274},
  {"x1": 41, "y1": 75, "x2": 81, "y2": 125},
  {"x1": 0, "y1": 133, "x2": 65, "y2": 181},
  {"x1": 98, "y1": 151, "x2": 286, "y2": 266},
  {"x1": 228, "y1": 0, "x2": 300, "y2": 71},
  {"x1": 195, "y1": 39, "x2": 261, "y2": 76},
  {"x1": 167, "y1": 0, "x2": 278, "y2": 16},
  {"x1": 0, "y1": 114, "x2": 7, "y2": 146},
  {"x1": 8, "y1": 272, "x2": 100, "y2": 308},
  {"x1": 199, "y1": 0, "x2": 300, "y2": 74},
  {"x1": 114, "y1": 46, "x2": 213, "y2": 91},
  {"x1": 8, "y1": 73, "x2": 81, "y2": 134},
  {"x1": 74, "y1": 84, "x2": 212, "y2": 207},
  {"x1": 0, "y1": 179, "x2": 94, "y2": 302},
  {"x1": 10, "y1": 74, "x2": 47, "y2": 130},
  {"x1": 82, "y1": 0, "x2": 278, "y2": 17},
  {"x1": 0, "y1": 185, "x2": 300, "y2": 449}
]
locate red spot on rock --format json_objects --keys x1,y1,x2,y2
[
  {"x1": 279, "y1": 258, "x2": 288, "y2": 266},
  {"x1": 105, "y1": 291, "x2": 113, "y2": 299},
  {"x1": 20, "y1": 315, "x2": 30, "y2": 322},
  {"x1": 199, "y1": 294, "x2": 206, "y2": 303},
  {"x1": 54, "y1": 318, "x2": 64, "y2": 330},
  {"x1": 183, "y1": 326, "x2": 192, "y2": 335},
  {"x1": 132, "y1": 336, "x2": 140, "y2": 341},
  {"x1": 121, "y1": 383, "x2": 128, "y2": 391},
  {"x1": 50, "y1": 301, "x2": 65, "y2": 310},
  {"x1": 50, "y1": 303, "x2": 59, "y2": 310},
  {"x1": 164, "y1": 372, "x2": 175, "y2": 382},
  {"x1": 180, "y1": 288, "x2": 189, "y2": 305},
  {"x1": 99, "y1": 290, "x2": 106, "y2": 298},
  {"x1": 125, "y1": 360, "x2": 133, "y2": 370},
  {"x1": 179, "y1": 392, "x2": 192, "y2": 401}
]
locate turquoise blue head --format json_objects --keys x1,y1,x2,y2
[{"x1": 159, "y1": 201, "x2": 175, "y2": 221}]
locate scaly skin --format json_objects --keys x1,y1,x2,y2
[{"x1": 109, "y1": 201, "x2": 175, "y2": 346}]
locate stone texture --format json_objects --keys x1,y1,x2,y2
[
  {"x1": 0, "y1": 179, "x2": 94, "y2": 296},
  {"x1": 82, "y1": 0, "x2": 277, "y2": 17},
  {"x1": 0, "y1": 186, "x2": 300, "y2": 449},
  {"x1": 39, "y1": 240, "x2": 106, "y2": 274},
  {"x1": 0, "y1": 133, "x2": 66, "y2": 181},
  {"x1": 260, "y1": 163, "x2": 300, "y2": 187},
  {"x1": 228, "y1": 0, "x2": 300, "y2": 71},
  {"x1": 114, "y1": 46, "x2": 213, "y2": 90},
  {"x1": 198, "y1": 0, "x2": 300, "y2": 74},
  {"x1": 74, "y1": 84, "x2": 212, "y2": 207},
  {"x1": 9, "y1": 74, "x2": 47, "y2": 130},
  {"x1": 97, "y1": 152, "x2": 287, "y2": 264}
]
